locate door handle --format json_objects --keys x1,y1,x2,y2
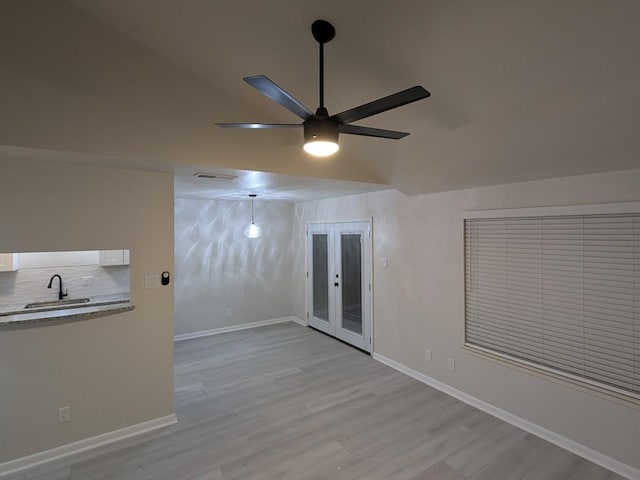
[{"x1": 334, "y1": 282, "x2": 339, "y2": 287}]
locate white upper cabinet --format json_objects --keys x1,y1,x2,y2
[
  {"x1": 99, "y1": 250, "x2": 130, "y2": 266},
  {"x1": 0, "y1": 251, "x2": 130, "y2": 270},
  {"x1": 0, "y1": 253, "x2": 18, "y2": 272}
]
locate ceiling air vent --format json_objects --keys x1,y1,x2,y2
[{"x1": 194, "y1": 172, "x2": 238, "y2": 180}]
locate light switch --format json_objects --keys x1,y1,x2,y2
[
  {"x1": 58, "y1": 406, "x2": 70, "y2": 423},
  {"x1": 145, "y1": 274, "x2": 160, "y2": 289}
]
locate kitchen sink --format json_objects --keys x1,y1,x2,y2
[{"x1": 24, "y1": 298, "x2": 91, "y2": 309}]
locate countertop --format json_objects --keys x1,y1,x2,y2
[{"x1": 0, "y1": 293, "x2": 134, "y2": 328}]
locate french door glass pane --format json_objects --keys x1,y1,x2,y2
[
  {"x1": 341, "y1": 234, "x2": 362, "y2": 334},
  {"x1": 312, "y1": 234, "x2": 329, "y2": 321}
]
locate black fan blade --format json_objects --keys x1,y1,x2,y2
[
  {"x1": 216, "y1": 123, "x2": 302, "y2": 129},
  {"x1": 244, "y1": 75, "x2": 313, "y2": 120},
  {"x1": 333, "y1": 86, "x2": 430, "y2": 125},
  {"x1": 340, "y1": 124, "x2": 409, "y2": 139}
]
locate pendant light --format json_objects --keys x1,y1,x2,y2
[{"x1": 243, "y1": 194, "x2": 262, "y2": 238}]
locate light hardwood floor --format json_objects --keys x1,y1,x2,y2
[{"x1": 7, "y1": 322, "x2": 626, "y2": 479}]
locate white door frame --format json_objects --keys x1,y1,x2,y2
[{"x1": 306, "y1": 220, "x2": 373, "y2": 353}]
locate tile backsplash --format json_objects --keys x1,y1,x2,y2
[{"x1": 0, "y1": 265, "x2": 130, "y2": 306}]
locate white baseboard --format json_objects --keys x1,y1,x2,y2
[
  {"x1": 0, "y1": 414, "x2": 177, "y2": 478},
  {"x1": 289, "y1": 316, "x2": 308, "y2": 327},
  {"x1": 372, "y1": 353, "x2": 639, "y2": 480},
  {"x1": 174, "y1": 316, "x2": 306, "y2": 342}
]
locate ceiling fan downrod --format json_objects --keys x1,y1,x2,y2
[{"x1": 311, "y1": 20, "x2": 335, "y2": 115}]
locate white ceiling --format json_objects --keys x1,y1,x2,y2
[
  {"x1": 1, "y1": 1, "x2": 639, "y2": 196},
  {"x1": 174, "y1": 167, "x2": 390, "y2": 202},
  {"x1": 0, "y1": 145, "x2": 388, "y2": 203}
]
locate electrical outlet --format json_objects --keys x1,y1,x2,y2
[
  {"x1": 226, "y1": 308, "x2": 232, "y2": 318},
  {"x1": 82, "y1": 276, "x2": 94, "y2": 287},
  {"x1": 58, "y1": 406, "x2": 70, "y2": 423},
  {"x1": 145, "y1": 274, "x2": 160, "y2": 289},
  {"x1": 448, "y1": 358, "x2": 455, "y2": 371},
  {"x1": 425, "y1": 349, "x2": 432, "y2": 361}
]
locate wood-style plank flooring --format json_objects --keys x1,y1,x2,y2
[{"x1": 8, "y1": 322, "x2": 626, "y2": 479}]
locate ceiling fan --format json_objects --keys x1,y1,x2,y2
[{"x1": 216, "y1": 20, "x2": 431, "y2": 157}]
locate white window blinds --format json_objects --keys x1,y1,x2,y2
[{"x1": 465, "y1": 214, "x2": 640, "y2": 396}]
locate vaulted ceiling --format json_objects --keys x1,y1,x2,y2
[{"x1": 1, "y1": 0, "x2": 639, "y2": 195}]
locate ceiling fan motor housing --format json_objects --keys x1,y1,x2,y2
[{"x1": 304, "y1": 117, "x2": 339, "y2": 144}]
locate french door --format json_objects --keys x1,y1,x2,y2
[{"x1": 307, "y1": 222, "x2": 371, "y2": 352}]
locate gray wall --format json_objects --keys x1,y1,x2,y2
[
  {"x1": 0, "y1": 159, "x2": 174, "y2": 464},
  {"x1": 174, "y1": 198, "x2": 294, "y2": 336},
  {"x1": 293, "y1": 168, "x2": 640, "y2": 471}
]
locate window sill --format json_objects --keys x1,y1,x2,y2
[{"x1": 462, "y1": 344, "x2": 640, "y2": 411}]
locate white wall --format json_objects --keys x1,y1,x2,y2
[
  {"x1": 293, "y1": 168, "x2": 640, "y2": 471},
  {"x1": 0, "y1": 159, "x2": 174, "y2": 464},
  {"x1": 174, "y1": 198, "x2": 294, "y2": 335}
]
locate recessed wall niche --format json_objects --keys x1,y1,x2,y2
[{"x1": 0, "y1": 250, "x2": 130, "y2": 306}]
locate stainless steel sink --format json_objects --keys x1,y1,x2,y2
[{"x1": 24, "y1": 298, "x2": 91, "y2": 309}]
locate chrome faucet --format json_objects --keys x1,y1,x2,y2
[{"x1": 47, "y1": 274, "x2": 68, "y2": 301}]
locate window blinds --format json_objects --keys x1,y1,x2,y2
[{"x1": 465, "y1": 214, "x2": 640, "y2": 396}]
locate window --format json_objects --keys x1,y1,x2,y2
[{"x1": 464, "y1": 213, "x2": 640, "y2": 397}]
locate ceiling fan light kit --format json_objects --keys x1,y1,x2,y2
[
  {"x1": 217, "y1": 20, "x2": 430, "y2": 157},
  {"x1": 303, "y1": 113, "x2": 339, "y2": 156}
]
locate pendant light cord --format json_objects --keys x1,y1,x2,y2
[{"x1": 251, "y1": 196, "x2": 255, "y2": 224}]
